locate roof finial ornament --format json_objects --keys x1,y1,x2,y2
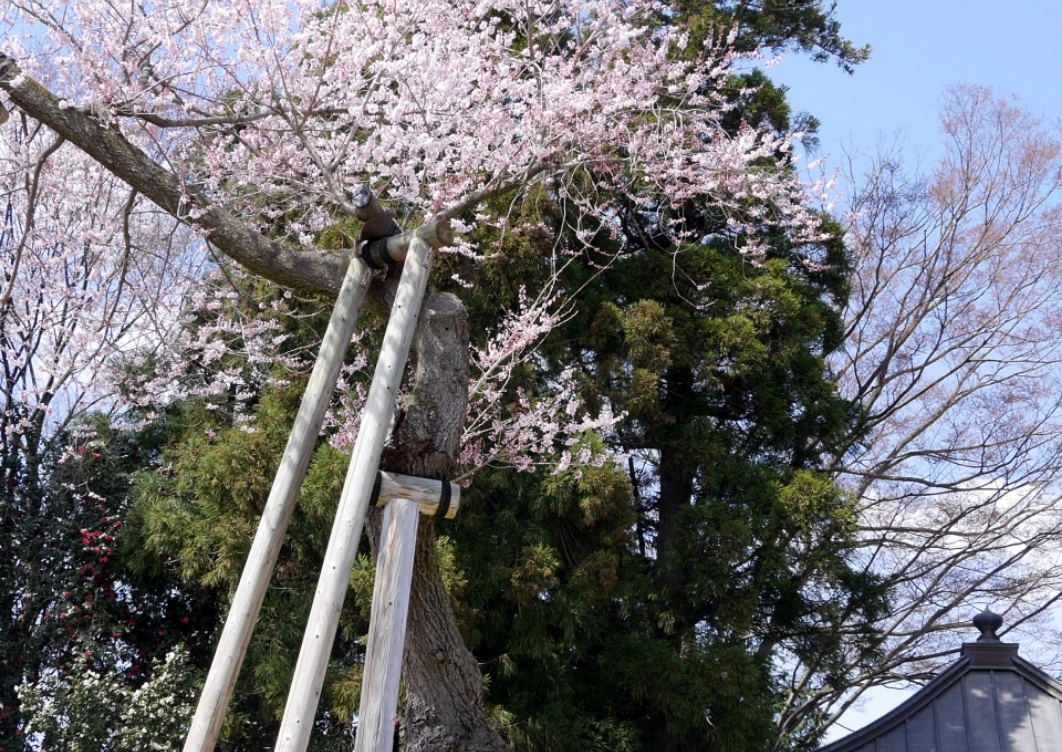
[{"x1": 973, "y1": 608, "x2": 1004, "y2": 642}]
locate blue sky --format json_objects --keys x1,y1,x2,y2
[
  {"x1": 769, "y1": 1, "x2": 1062, "y2": 740},
  {"x1": 771, "y1": 0, "x2": 1062, "y2": 171}
]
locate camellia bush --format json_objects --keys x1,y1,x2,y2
[{"x1": 18, "y1": 649, "x2": 200, "y2": 752}]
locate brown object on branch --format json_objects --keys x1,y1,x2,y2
[{"x1": 356, "y1": 206, "x2": 401, "y2": 267}]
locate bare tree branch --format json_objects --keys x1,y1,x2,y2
[
  {"x1": 776, "y1": 85, "x2": 1062, "y2": 740},
  {"x1": 0, "y1": 55, "x2": 350, "y2": 294}
]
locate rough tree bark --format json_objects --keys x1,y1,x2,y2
[
  {"x1": 655, "y1": 366, "x2": 696, "y2": 588},
  {"x1": 369, "y1": 291, "x2": 509, "y2": 752}
]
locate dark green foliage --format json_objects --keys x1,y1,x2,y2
[
  {"x1": 447, "y1": 458, "x2": 786, "y2": 752},
  {"x1": 672, "y1": 0, "x2": 870, "y2": 73},
  {"x1": 435, "y1": 196, "x2": 887, "y2": 749}
]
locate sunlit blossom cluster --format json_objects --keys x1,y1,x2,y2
[
  {"x1": 1, "y1": 0, "x2": 831, "y2": 473},
  {"x1": 115, "y1": 269, "x2": 312, "y2": 430},
  {"x1": 3, "y1": 0, "x2": 822, "y2": 247},
  {"x1": 460, "y1": 286, "x2": 619, "y2": 480}
]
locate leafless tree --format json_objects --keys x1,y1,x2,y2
[{"x1": 776, "y1": 85, "x2": 1062, "y2": 742}]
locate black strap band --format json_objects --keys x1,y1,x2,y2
[
  {"x1": 435, "y1": 479, "x2": 452, "y2": 518},
  {"x1": 359, "y1": 237, "x2": 396, "y2": 269},
  {"x1": 370, "y1": 470, "x2": 383, "y2": 507},
  {"x1": 358, "y1": 220, "x2": 402, "y2": 269}
]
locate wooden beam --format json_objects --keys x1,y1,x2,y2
[
  {"x1": 360, "y1": 221, "x2": 454, "y2": 268},
  {"x1": 372, "y1": 471, "x2": 460, "y2": 519},
  {"x1": 353, "y1": 498, "x2": 420, "y2": 752},
  {"x1": 275, "y1": 236, "x2": 435, "y2": 752},
  {"x1": 183, "y1": 252, "x2": 375, "y2": 752}
]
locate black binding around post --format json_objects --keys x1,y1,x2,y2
[
  {"x1": 359, "y1": 234, "x2": 400, "y2": 269},
  {"x1": 370, "y1": 470, "x2": 384, "y2": 507},
  {"x1": 357, "y1": 213, "x2": 402, "y2": 269},
  {"x1": 435, "y1": 480, "x2": 452, "y2": 518},
  {"x1": 371, "y1": 470, "x2": 458, "y2": 517}
]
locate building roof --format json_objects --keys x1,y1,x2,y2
[{"x1": 819, "y1": 610, "x2": 1062, "y2": 752}]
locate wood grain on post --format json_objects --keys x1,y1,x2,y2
[
  {"x1": 183, "y1": 253, "x2": 374, "y2": 752},
  {"x1": 275, "y1": 237, "x2": 435, "y2": 752},
  {"x1": 354, "y1": 498, "x2": 420, "y2": 752},
  {"x1": 374, "y1": 471, "x2": 460, "y2": 518},
  {"x1": 360, "y1": 221, "x2": 454, "y2": 268}
]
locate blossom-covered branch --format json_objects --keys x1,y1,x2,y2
[
  {"x1": 459, "y1": 286, "x2": 620, "y2": 481},
  {"x1": 2, "y1": 0, "x2": 822, "y2": 291}
]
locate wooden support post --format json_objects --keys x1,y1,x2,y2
[
  {"x1": 352, "y1": 473, "x2": 461, "y2": 752},
  {"x1": 183, "y1": 253, "x2": 374, "y2": 752},
  {"x1": 372, "y1": 471, "x2": 460, "y2": 518},
  {"x1": 353, "y1": 498, "x2": 420, "y2": 752},
  {"x1": 360, "y1": 220, "x2": 454, "y2": 268},
  {"x1": 275, "y1": 236, "x2": 435, "y2": 752}
]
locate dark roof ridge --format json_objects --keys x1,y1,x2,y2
[
  {"x1": 818, "y1": 646, "x2": 1062, "y2": 751},
  {"x1": 817, "y1": 610, "x2": 1062, "y2": 752},
  {"x1": 1012, "y1": 653, "x2": 1062, "y2": 701},
  {"x1": 816, "y1": 655, "x2": 972, "y2": 752}
]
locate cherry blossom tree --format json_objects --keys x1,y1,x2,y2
[
  {"x1": 0, "y1": 0, "x2": 831, "y2": 749},
  {"x1": 0, "y1": 123, "x2": 196, "y2": 440},
  {"x1": 0, "y1": 0, "x2": 824, "y2": 479},
  {"x1": 0, "y1": 0, "x2": 821, "y2": 294}
]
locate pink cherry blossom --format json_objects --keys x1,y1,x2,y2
[{"x1": 1, "y1": 0, "x2": 825, "y2": 472}]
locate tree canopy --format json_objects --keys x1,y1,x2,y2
[{"x1": 0, "y1": 0, "x2": 896, "y2": 750}]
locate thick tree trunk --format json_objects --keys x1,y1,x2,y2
[
  {"x1": 656, "y1": 446, "x2": 693, "y2": 576},
  {"x1": 368, "y1": 291, "x2": 509, "y2": 752},
  {"x1": 655, "y1": 366, "x2": 695, "y2": 587}
]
